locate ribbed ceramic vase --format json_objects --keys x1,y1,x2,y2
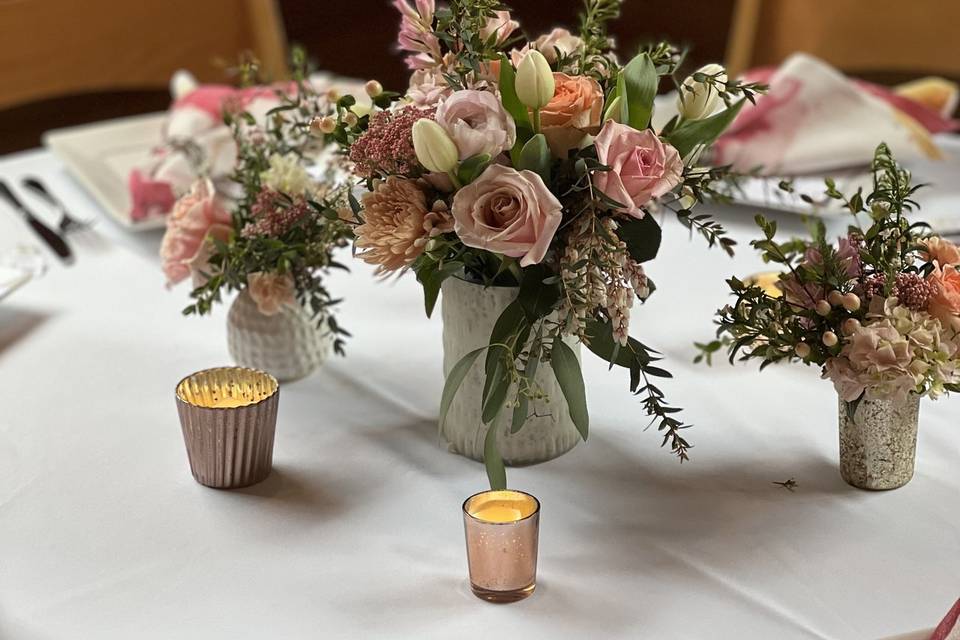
[
  {"x1": 227, "y1": 289, "x2": 333, "y2": 383},
  {"x1": 440, "y1": 276, "x2": 581, "y2": 466},
  {"x1": 838, "y1": 393, "x2": 920, "y2": 490}
]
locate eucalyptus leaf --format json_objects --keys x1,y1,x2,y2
[
  {"x1": 439, "y1": 347, "x2": 485, "y2": 430},
  {"x1": 510, "y1": 353, "x2": 540, "y2": 434},
  {"x1": 665, "y1": 98, "x2": 745, "y2": 159},
  {"x1": 551, "y1": 339, "x2": 589, "y2": 441},
  {"x1": 481, "y1": 345, "x2": 512, "y2": 425},
  {"x1": 483, "y1": 420, "x2": 507, "y2": 490},
  {"x1": 418, "y1": 261, "x2": 463, "y2": 317}
]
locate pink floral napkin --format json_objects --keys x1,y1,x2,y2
[
  {"x1": 931, "y1": 599, "x2": 960, "y2": 640},
  {"x1": 712, "y1": 53, "x2": 958, "y2": 175}
]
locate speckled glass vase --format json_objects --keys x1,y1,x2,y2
[
  {"x1": 227, "y1": 289, "x2": 333, "y2": 383},
  {"x1": 838, "y1": 393, "x2": 920, "y2": 490},
  {"x1": 440, "y1": 276, "x2": 581, "y2": 466}
]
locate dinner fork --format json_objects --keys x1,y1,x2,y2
[{"x1": 21, "y1": 177, "x2": 93, "y2": 234}]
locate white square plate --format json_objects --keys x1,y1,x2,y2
[{"x1": 43, "y1": 112, "x2": 167, "y2": 231}]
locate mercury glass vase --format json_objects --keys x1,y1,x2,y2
[
  {"x1": 838, "y1": 393, "x2": 921, "y2": 490},
  {"x1": 227, "y1": 289, "x2": 333, "y2": 383},
  {"x1": 440, "y1": 276, "x2": 581, "y2": 466}
]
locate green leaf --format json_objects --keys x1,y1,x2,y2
[
  {"x1": 482, "y1": 300, "x2": 528, "y2": 405},
  {"x1": 517, "y1": 134, "x2": 550, "y2": 183},
  {"x1": 483, "y1": 420, "x2": 506, "y2": 490},
  {"x1": 665, "y1": 98, "x2": 745, "y2": 159},
  {"x1": 498, "y1": 54, "x2": 530, "y2": 128},
  {"x1": 510, "y1": 353, "x2": 540, "y2": 434},
  {"x1": 457, "y1": 153, "x2": 491, "y2": 185},
  {"x1": 516, "y1": 264, "x2": 561, "y2": 321},
  {"x1": 481, "y1": 345, "x2": 512, "y2": 425},
  {"x1": 439, "y1": 347, "x2": 485, "y2": 430},
  {"x1": 550, "y1": 339, "x2": 589, "y2": 441},
  {"x1": 621, "y1": 53, "x2": 658, "y2": 130},
  {"x1": 583, "y1": 317, "x2": 652, "y2": 392},
  {"x1": 616, "y1": 214, "x2": 662, "y2": 263},
  {"x1": 418, "y1": 261, "x2": 463, "y2": 317}
]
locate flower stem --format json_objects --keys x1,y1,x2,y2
[
  {"x1": 532, "y1": 108, "x2": 541, "y2": 133},
  {"x1": 447, "y1": 170, "x2": 463, "y2": 190}
]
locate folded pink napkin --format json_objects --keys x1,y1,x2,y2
[
  {"x1": 129, "y1": 81, "x2": 285, "y2": 221},
  {"x1": 931, "y1": 599, "x2": 960, "y2": 640},
  {"x1": 713, "y1": 53, "x2": 958, "y2": 175}
]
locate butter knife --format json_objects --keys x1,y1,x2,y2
[{"x1": 0, "y1": 179, "x2": 73, "y2": 263}]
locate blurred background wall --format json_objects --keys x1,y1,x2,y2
[{"x1": 0, "y1": 0, "x2": 957, "y2": 154}]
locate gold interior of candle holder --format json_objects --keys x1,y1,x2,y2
[
  {"x1": 176, "y1": 367, "x2": 278, "y2": 409},
  {"x1": 464, "y1": 490, "x2": 539, "y2": 524},
  {"x1": 744, "y1": 271, "x2": 784, "y2": 298}
]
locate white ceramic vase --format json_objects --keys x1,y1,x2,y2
[
  {"x1": 440, "y1": 276, "x2": 582, "y2": 466},
  {"x1": 227, "y1": 289, "x2": 333, "y2": 383}
]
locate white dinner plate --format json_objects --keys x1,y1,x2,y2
[
  {"x1": 43, "y1": 112, "x2": 168, "y2": 231},
  {"x1": 0, "y1": 265, "x2": 32, "y2": 302}
]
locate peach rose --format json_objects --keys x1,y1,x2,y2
[
  {"x1": 927, "y1": 263, "x2": 960, "y2": 325},
  {"x1": 922, "y1": 237, "x2": 960, "y2": 266},
  {"x1": 451, "y1": 164, "x2": 562, "y2": 266},
  {"x1": 247, "y1": 272, "x2": 296, "y2": 316},
  {"x1": 538, "y1": 73, "x2": 603, "y2": 156},
  {"x1": 160, "y1": 178, "x2": 232, "y2": 286},
  {"x1": 592, "y1": 121, "x2": 683, "y2": 217}
]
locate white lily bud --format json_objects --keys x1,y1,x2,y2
[
  {"x1": 365, "y1": 80, "x2": 384, "y2": 97},
  {"x1": 515, "y1": 50, "x2": 555, "y2": 109},
  {"x1": 412, "y1": 119, "x2": 459, "y2": 173},
  {"x1": 677, "y1": 63, "x2": 727, "y2": 120}
]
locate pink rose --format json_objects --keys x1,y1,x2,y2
[
  {"x1": 539, "y1": 73, "x2": 604, "y2": 156},
  {"x1": 510, "y1": 28, "x2": 584, "y2": 66},
  {"x1": 407, "y1": 68, "x2": 451, "y2": 107},
  {"x1": 160, "y1": 178, "x2": 232, "y2": 286},
  {"x1": 436, "y1": 90, "x2": 516, "y2": 160},
  {"x1": 592, "y1": 121, "x2": 683, "y2": 217},
  {"x1": 451, "y1": 164, "x2": 562, "y2": 266},
  {"x1": 247, "y1": 272, "x2": 296, "y2": 316},
  {"x1": 479, "y1": 10, "x2": 518, "y2": 46}
]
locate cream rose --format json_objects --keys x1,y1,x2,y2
[
  {"x1": 592, "y1": 121, "x2": 683, "y2": 217},
  {"x1": 539, "y1": 72, "x2": 604, "y2": 156},
  {"x1": 451, "y1": 164, "x2": 562, "y2": 266}
]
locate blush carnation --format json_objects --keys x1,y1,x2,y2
[{"x1": 349, "y1": 105, "x2": 436, "y2": 178}]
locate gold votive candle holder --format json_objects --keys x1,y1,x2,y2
[
  {"x1": 175, "y1": 366, "x2": 279, "y2": 489},
  {"x1": 462, "y1": 489, "x2": 540, "y2": 603}
]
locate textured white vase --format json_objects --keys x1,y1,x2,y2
[
  {"x1": 440, "y1": 276, "x2": 581, "y2": 466},
  {"x1": 227, "y1": 290, "x2": 333, "y2": 382}
]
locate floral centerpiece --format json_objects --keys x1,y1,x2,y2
[
  {"x1": 699, "y1": 144, "x2": 960, "y2": 489},
  {"x1": 323, "y1": 0, "x2": 764, "y2": 487},
  {"x1": 161, "y1": 55, "x2": 353, "y2": 381}
]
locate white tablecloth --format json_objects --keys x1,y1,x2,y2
[{"x1": 1, "y1": 148, "x2": 957, "y2": 640}]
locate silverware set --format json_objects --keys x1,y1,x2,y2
[{"x1": 0, "y1": 177, "x2": 94, "y2": 265}]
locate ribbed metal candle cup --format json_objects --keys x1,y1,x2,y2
[
  {"x1": 463, "y1": 489, "x2": 540, "y2": 603},
  {"x1": 175, "y1": 367, "x2": 279, "y2": 489}
]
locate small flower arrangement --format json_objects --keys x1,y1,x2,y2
[
  {"x1": 161, "y1": 55, "x2": 353, "y2": 354},
  {"x1": 699, "y1": 144, "x2": 960, "y2": 406},
  {"x1": 325, "y1": 0, "x2": 764, "y2": 485}
]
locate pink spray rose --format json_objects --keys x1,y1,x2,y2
[
  {"x1": 592, "y1": 121, "x2": 683, "y2": 217},
  {"x1": 160, "y1": 178, "x2": 232, "y2": 286},
  {"x1": 922, "y1": 237, "x2": 960, "y2": 266},
  {"x1": 927, "y1": 263, "x2": 960, "y2": 325},
  {"x1": 247, "y1": 272, "x2": 296, "y2": 316},
  {"x1": 435, "y1": 90, "x2": 516, "y2": 160},
  {"x1": 451, "y1": 164, "x2": 562, "y2": 266}
]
